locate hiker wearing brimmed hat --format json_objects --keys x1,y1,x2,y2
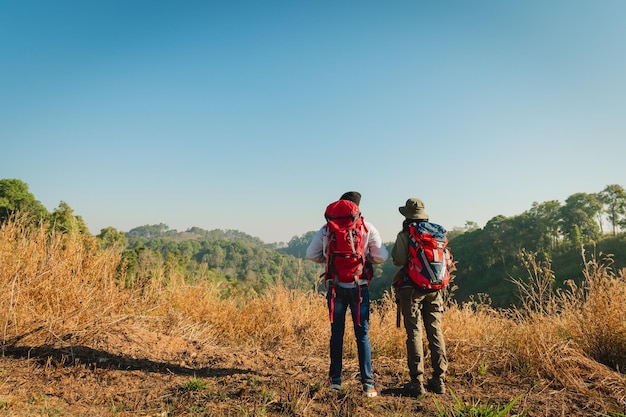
[
  {"x1": 391, "y1": 198, "x2": 449, "y2": 396},
  {"x1": 306, "y1": 191, "x2": 389, "y2": 398}
]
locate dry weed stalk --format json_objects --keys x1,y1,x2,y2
[
  {"x1": 511, "y1": 249, "x2": 558, "y2": 316},
  {"x1": 560, "y1": 248, "x2": 626, "y2": 373},
  {"x1": 506, "y1": 249, "x2": 626, "y2": 409}
]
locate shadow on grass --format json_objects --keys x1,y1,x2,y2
[
  {"x1": 2, "y1": 341, "x2": 254, "y2": 378},
  {"x1": 380, "y1": 386, "x2": 411, "y2": 397}
]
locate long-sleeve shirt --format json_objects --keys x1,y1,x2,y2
[
  {"x1": 391, "y1": 228, "x2": 411, "y2": 283},
  {"x1": 305, "y1": 221, "x2": 389, "y2": 287}
]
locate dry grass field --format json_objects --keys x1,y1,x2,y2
[{"x1": 1, "y1": 217, "x2": 625, "y2": 416}]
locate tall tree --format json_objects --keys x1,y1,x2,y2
[
  {"x1": 0, "y1": 178, "x2": 49, "y2": 224},
  {"x1": 281, "y1": 231, "x2": 318, "y2": 258},
  {"x1": 127, "y1": 223, "x2": 172, "y2": 240},
  {"x1": 482, "y1": 215, "x2": 517, "y2": 267},
  {"x1": 527, "y1": 200, "x2": 562, "y2": 250},
  {"x1": 97, "y1": 226, "x2": 128, "y2": 250},
  {"x1": 600, "y1": 184, "x2": 626, "y2": 236},
  {"x1": 49, "y1": 201, "x2": 89, "y2": 234},
  {"x1": 559, "y1": 192, "x2": 602, "y2": 246}
]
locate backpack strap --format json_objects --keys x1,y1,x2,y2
[
  {"x1": 356, "y1": 285, "x2": 362, "y2": 326},
  {"x1": 329, "y1": 285, "x2": 336, "y2": 323}
]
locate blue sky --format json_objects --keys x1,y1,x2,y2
[{"x1": 2, "y1": 1, "x2": 625, "y2": 244}]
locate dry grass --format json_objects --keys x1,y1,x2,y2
[
  {"x1": 1, "y1": 216, "x2": 626, "y2": 416},
  {"x1": 0, "y1": 215, "x2": 134, "y2": 348}
]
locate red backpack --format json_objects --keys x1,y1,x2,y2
[
  {"x1": 322, "y1": 199, "x2": 370, "y2": 324},
  {"x1": 402, "y1": 221, "x2": 451, "y2": 290}
]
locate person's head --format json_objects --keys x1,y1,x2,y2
[
  {"x1": 399, "y1": 198, "x2": 429, "y2": 220},
  {"x1": 340, "y1": 191, "x2": 361, "y2": 206}
]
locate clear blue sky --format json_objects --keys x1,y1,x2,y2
[{"x1": 2, "y1": 1, "x2": 625, "y2": 244}]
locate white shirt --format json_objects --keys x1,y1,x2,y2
[{"x1": 305, "y1": 220, "x2": 389, "y2": 287}]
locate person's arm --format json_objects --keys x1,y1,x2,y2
[
  {"x1": 365, "y1": 223, "x2": 389, "y2": 264},
  {"x1": 305, "y1": 227, "x2": 326, "y2": 263},
  {"x1": 391, "y1": 231, "x2": 409, "y2": 267}
]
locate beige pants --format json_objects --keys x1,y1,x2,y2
[{"x1": 396, "y1": 286, "x2": 448, "y2": 382}]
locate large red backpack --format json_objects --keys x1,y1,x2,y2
[
  {"x1": 322, "y1": 199, "x2": 370, "y2": 324},
  {"x1": 404, "y1": 221, "x2": 451, "y2": 290},
  {"x1": 323, "y1": 199, "x2": 368, "y2": 286}
]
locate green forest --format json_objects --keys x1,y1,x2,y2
[{"x1": 1, "y1": 178, "x2": 625, "y2": 307}]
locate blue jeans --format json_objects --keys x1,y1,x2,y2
[{"x1": 327, "y1": 285, "x2": 374, "y2": 386}]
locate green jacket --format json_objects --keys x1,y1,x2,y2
[{"x1": 391, "y1": 228, "x2": 411, "y2": 284}]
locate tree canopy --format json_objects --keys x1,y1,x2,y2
[{"x1": 0, "y1": 178, "x2": 48, "y2": 224}]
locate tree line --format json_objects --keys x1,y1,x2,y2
[
  {"x1": 117, "y1": 224, "x2": 323, "y2": 295},
  {"x1": 0, "y1": 178, "x2": 89, "y2": 235},
  {"x1": 447, "y1": 184, "x2": 626, "y2": 306}
]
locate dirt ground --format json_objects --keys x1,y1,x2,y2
[{"x1": 1, "y1": 324, "x2": 624, "y2": 416}]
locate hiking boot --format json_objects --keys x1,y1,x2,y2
[
  {"x1": 362, "y1": 384, "x2": 379, "y2": 398},
  {"x1": 404, "y1": 380, "x2": 425, "y2": 397},
  {"x1": 427, "y1": 377, "x2": 446, "y2": 394},
  {"x1": 325, "y1": 379, "x2": 341, "y2": 391}
]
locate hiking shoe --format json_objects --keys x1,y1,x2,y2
[
  {"x1": 362, "y1": 384, "x2": 379, "y2": 398},
  {"x1": 325, "y1": 379, "x2": 341, "y2": 391},
  {"x1": 427, "y1": 377, "x2": 446, "y2": 394},
  {"x1": 404, "y1": 380, "x2": 425, "y2": 397}
]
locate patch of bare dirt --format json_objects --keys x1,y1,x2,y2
[{"x1": 1, "y1": 324, "x2": 624, "y2": 416}]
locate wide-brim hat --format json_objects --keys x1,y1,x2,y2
[{"x1": 399, "y1": 198, "x2": 429, "y2": 220}]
